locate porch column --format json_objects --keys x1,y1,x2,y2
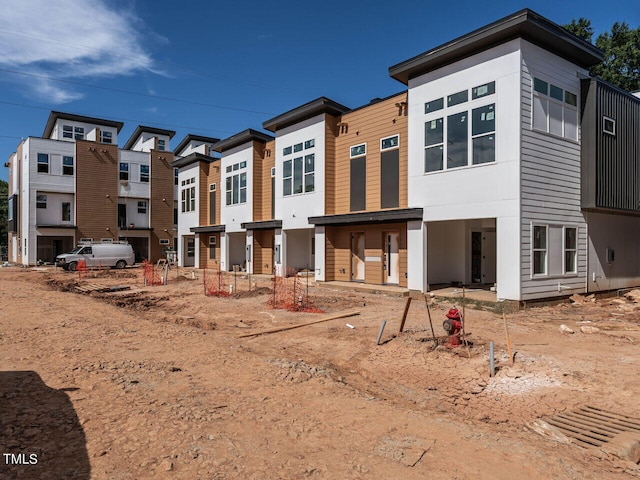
[
  {"x1": 220, "y1": 233, "x2": 228, "y2": 272},
  {"x1": 314, "y1": 226, "x2": 325, "y2": 281},
  {"x1": 274, "y1": 229, "x2": 283, "y2": 277},
  {"x1": 245, "y1": 230, "x2": 254, "y2": 275},
  {"x1": 407, "y1": 220, "x2": 426, "y2": 292}
]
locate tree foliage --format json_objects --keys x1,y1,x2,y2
[
  {"x1": 0, "y1": 180, "x2": 7, "y2": 248},
  {"x1": 564, "y1": 18, "x2": 640, "y2": 92}
]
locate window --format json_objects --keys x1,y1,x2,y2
[
  {"x1": 283, "y1": 146, "x2": 292, "y2": 156},
  {"x1": 271, "y1": 167, "x2": 276, "y2": 177},
  {"x1": 36, "y1": 194, "x2": 47, "y2": 209},
  {"x1": 62, "y1": 156, "x2": 74, "y2": 175},
  {"x1": 564, "y1": 227, "x2": 577, "y2": 274},
  {"x1": 119, "y1": 163, "x2": 129, "y2": 181},
  {"x1": 226, "y1": 172, "x2": 246, "y2": 205},
  {"x1": 424, "y1": 118, "x2": 444, "y2": 172},
  {"x1": 293, "y1": 143, "x2": 303, "y2": 153},
  {"x1": 209, "y1": 236, "x2": 217, "y2": 260},
  {"x1": 304, "y1": 139, "x2": 315, "y2": 149},
  {"x1": 140, "y1": 164, "x2": 150, "y2": 183},
  {"x1": 209, "y1": 183, "x2": 216, "y2": 192},
  {"x1": 181, "y1": 180, "x2": 196, "y2": 212},
  {"x1": 532, "y1": 225, "x2": 547, "y2": 275},
  {"x1": 137, "y1": 201, "x2": 147, "y2": 214},
  {"x1": 101, "y1": 131, "x2": 112, "y2": 144},
  {"x1": 447, "y1": 112, "x2": 468, "y2": 169},
  {"x1": 532, "y1": 77, "x2": 578, "y2": 141},
  {"x1": 447, "y1": 90, "x2": 468, "y2": 107},
  {"x1": 74, "y1": 127, "x2": 84, "y2": 140},
  {"x1": 174, "y1": 207, "x2": 178, "y2": 224},
  {"x1": 304, "y1": 154, "x2": 315, "y2": 193},
  {"x1": 425, "y1": 98, "x2": 444, "y2": 114},
  {"x1": 62, "y1": 202, "x2": 71, "y2": 222},
  {"x1": 381, "y1": 135, "x2": 399, "y2": 150},
  {"x1": 603, "y1": 117, "x2": 616, "y2": 136},
  {"x1": 472, "y1": 81, "x2": 495, "y2": 100},
  {"x1": 62, "y1": 125, "x2": 73, "y2": 139},
  {"x1": 472, "y1": 104, "x2": 495, "y2": 165},
  {"x1": 174, "y1": 168, "x2": 179, "y2": 186},
  {"x1": 37, "y1": 153, "x2": 49, "y2": 173},
  {"x1": 283, "y1": 160, "x2": 292, "y2": 196},
  {"x1": 157, "y1": 139, "x2": 166, "y2": 151},
  {"x1": 350, "y1": 144, "x2": 366, "y2": 158}
]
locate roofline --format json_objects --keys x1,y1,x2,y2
[
  {"x1": 344, "y1": 91, "x2": 407, "y2": 115},
  {"x1": 262, "y1": 97, "x2": 350, "y2": 132},
  {"x1": 212, "y1": 129, "x2": 274, "y2": 153},
  {"x1": 123, "y1": 125, "x2": 177, "y2": 150},
  {"x1": 42, "y1": 111, "x2": 125, "y2": 138},
  {"x1": 241, "y1": 220, "x2": 283, "y2": 230},
  {"x1": 190, "y1": 225, "x2": 226, "y2": 233},
  {"x1": 170, "y1": 152, "x2": 219, "y2": 169},
  {"x1": 172, "y1": 134, "x2": 221, "y2": 156},
  {"x1": 389, "y1": 8, "x2": 604, "y2": 85},
  {"x1": 308, "y1": 208, "x2": 424, "y2": 226}
]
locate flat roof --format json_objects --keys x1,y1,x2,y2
[
  {"x1": 170, "y1": 152, "x2": 218, "y2": 169},
  {"x1": 308, "y1": 208, "x2": 424, "y2": 226},
  {"x1": 42, "y1": 111, "x2": 124, "y2": 138},
  {"x1": 173, "y1": 134, "x2": 221, "y2": 156},
  {"x1": 123, "y1": 125, "x2": 176, "y2": 150},
  {"x1": 389, "y1": 9, "x2": 604, "y2": 85},
  {"x1": 212, "y1": 129, "x2": 274, "y2": 153},
  {"x1": 241, "y1": 220, "x2": 282, "y2": 230},
  {"x1": 262, "y1": 97, "x2": 350, "y2": 133},
  {"x1": 190, "y1": 225, "x2": 226, "y2": 233}
]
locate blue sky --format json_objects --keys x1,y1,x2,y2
[{"x1": 1, "y1": 0, "x2": 638, "y2": 182}]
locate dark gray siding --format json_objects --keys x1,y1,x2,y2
[{"x1": 581, "y1": 78, "x2": 640, "y2": 214}]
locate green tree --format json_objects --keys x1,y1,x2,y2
[
  {"x1": 564, "y1": 19, "x2": 640, "y2": 92},
  {"x1": 0, "y1": 180, "x2": 7, "y2": 248}
]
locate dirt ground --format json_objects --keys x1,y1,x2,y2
[{"x1": 1, "y1": 266, "x2": 639, "y2": 479}]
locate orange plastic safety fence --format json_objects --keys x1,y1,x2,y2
[
  {"x1": 203, "y1": 268, "x2": 230, "y2": 297},
  {"x1": 142, "y1": 260, "x2": 164, "y2": 286},
  {"x1": 268, "y1": 268, "x2": 322, "y2": 313}
]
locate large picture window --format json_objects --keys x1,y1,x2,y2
[
  {"x1": 226, "y1": 172, "x2": 247, "y2": 205},
  {"x1": 532, "y1": 77, "x2": 578, "y2": 141},
  {"x1": 181, "y1": 177, "x2": 196, "y2": 212},
  {"x1": 283, "y1": 155, "x2": 314, "y2": 196}
]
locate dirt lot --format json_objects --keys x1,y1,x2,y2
[{"x1": 1, "y1": 266, "x2": 639, "y2": 479}]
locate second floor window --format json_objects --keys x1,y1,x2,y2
[
  {"x1": 119, "y1": 163, "x2": 129, "y2": 181},
  {"x1": 226, "y1": 172, "x2": 247, "y2": 205},
  {"x1": 140, "y1": 164, "x2": 150, "y2": 183},
  {"x1": 62, "y1": 202, "x2": 71, "y2": 221},
  {"x1": 62, "y1": 156, "x2": 74, "y2": 176},
  {"x1": 137, "y1": 201, "x2": 147, "y2": 214},
  {"x1": 283, "y1": 154, "x2": 314, "y2": 196},
  {"x1": 37, "y1": 153, "x2": 49, "y2": 173}
]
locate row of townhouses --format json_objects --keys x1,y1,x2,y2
[{"x1": 6, "y1": 9, "x2": 640, "y2": 302}]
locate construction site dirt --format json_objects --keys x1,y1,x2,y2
[{"x1": 1, "y1": 266, "x2": 639, "y2": 479}]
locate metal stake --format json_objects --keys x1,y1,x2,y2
[
  {"x1": 376, "y1": 320, "x2": 387, "y2": 345},
  {"x1": 489, "y1": 341, "x2": 495, "y2": 377}
]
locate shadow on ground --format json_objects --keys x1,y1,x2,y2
[{"x1": 0, "y1": 371, "x2": 90, "y2": 479}]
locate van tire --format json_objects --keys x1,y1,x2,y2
[
  {"x1": 115, "y1": 260, "x2": 127, "y2": 269},
  {"x1": 68, "y1": 262, "x2": 78, "y2": 272}
]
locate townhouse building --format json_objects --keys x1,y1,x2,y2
[
  {"x1": 6, "y1": 112, "x2": 175, "y2": 265},
  {"x1": 173, "y1": 8, "x2": 640, "y2": 302}
]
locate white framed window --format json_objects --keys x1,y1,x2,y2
[
  {"x1": 62, "y1": 156, "x2": 74, "y2": 176},
  {"x1": 425, "y1": 98, "x2": 444, "y2": 114},
  {"x1": 62, "y1": 125, "x2": 73, "y2": 139},
  {"x1": 532, "y1": 225, "x2": 547, "y2": 275},
  {"x1": 381, "y1": 135, "x2": 399, "y2": 151},
  {"x1": 159, "y1": 239, "x2": 170, "y2": 245},
  {"x1": 270, "y1": 167, "x2": 276, "y2": 177},
  {"x1": 603, "y1": 116, "x2": 616, "y2": 136},
  {"x1": 209, "y1": 183, "x2": 216, "y2": 192},
  {"x1": 62, "y1": 202, "x2": 71, "y2": 221},
  {"x1": 532, "y1": 77, "x2": 578, "y2": 141},
  {"x1": 137, "y1": 201, "x2": 147, "y2": 214},
  {"x1": 119, "y1": 162, "x2": 129, "y2": 181},
  {"x1": 36, "y1": 194, "x2": 47, "y2": 209},
  {"x1": 472, "y1": 104, "x2": 495, "y2": 165},
  {"x1": 140, "y1": 164, "x2": 150, "y2": 183},
  {"x1": 304, "y1": 139, "x2": 315, "y2": 149},
  {"x1": 282, "y1": 154, "x2": 314, "y2": 196},
  {"x1": 174, "y1": 168, "x2": 179, "y2": 186},
  {"x1": 350, "y1": 143, "x2": 366, "y2": 158},
  {"x1": 74, "y1": 126, "x2": 84, "y2": 140},
  {"x1": 37, "y1": 153, "x2": 49, "y2": 173},
  {"x1": 283, "y1": 146, "x2": 292, "y2": 156},
  {"x1": 157, "y1": 139, "x2": 166, "y2": 151},
  {"x1": 181, "y1": 181, "x2": 196, "y2": 212},
  {"x1": 101, "y1": 131, "x2": 113, "y2": 144},
  {"x1": 293, "y1": 143, "x2": 303, "y2": 153},
  {"x1": 226, "y1": 172, "x2": 247, "y2": 205},
  {"x1": 564, "y1": 227, "x2": 577, "y2": 274}
]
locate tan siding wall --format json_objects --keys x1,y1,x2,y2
[
  {"x1": 252, "y1": 143, "x2": 264, "y2": 221},
  {"x1": 76, "y1": 139, "x2": 118, "y2": 242},
  {"x1": 333, "y1": 93, "x2": 408, "y2": 214},
  {"x1": 253, "y1": 229, "x2": 274, "y2": 274},
  {"x1": 199, "y1": 163, "x2": 208, "y2": 226},
  {"x1": 262, "y1": 140, "x2": 275, "y2": 220},
  {"x1": 324, "y1": 115, "x2": 338, "y2": 215},
  {"x1": 206, "y1": 160, "x2": 221, "y2": 225},
  {"x1": 198, "y1": 233, "x2": 220, "y2": 269},
  {"x1": 149, "y1": 150, "x2": 174, "y2": 262},
  {"x1": 324, "y1": 222, "x2": 407, "y2": 286}
]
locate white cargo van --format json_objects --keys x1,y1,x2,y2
[{"x1": 56, "y1": 241, "x2": 135, "y2": 271}]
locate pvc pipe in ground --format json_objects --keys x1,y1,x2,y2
[
  {"x1": 489, "y1": 341, "x2": 495, "y2": 377},
  {"x1": 376, "y1": 320, "x2": 387, "y2": 345}
]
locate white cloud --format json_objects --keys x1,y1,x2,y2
[{"x1": 0, "y1": 0, "x2": 161, "y2": 103}]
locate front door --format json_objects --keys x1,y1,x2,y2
[
  {"x1": 383, "y1": 231, "x2": 399, "y2": 284},
  {"x1": 351, "y1": 232, "x2": 365, "y2": 282},
  {"x1": 482, "y1": 231, "x2": 496, "y2": 284},
  {"x1": 184, "y1": 237, "x2": 195, "y2": 267}
]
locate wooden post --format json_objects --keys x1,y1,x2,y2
[
  {"x1": 462, "y1": 286, "x2": 471, "y2": 358},
  {"x1": 398, "y1": 297, "x2": 412, "y2": 333},
  {"x1": 503, "y1": 312, "x2": 514, "y2": 367},
  {"x1": 424, "y1": 295, "x2": 438, "y2": 346}
]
